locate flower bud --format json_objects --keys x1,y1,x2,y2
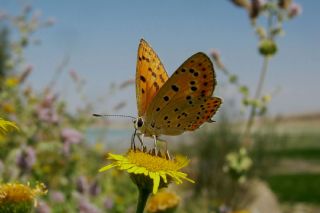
[
  {"x1": 288, "y1": 3, "x2": 302, "y2": 18},
  {"x1": 278, "y1": 0, "x2": 292, "y2": 9},
  {"x1": 210, "y1": 49, "x2": 225, "y2": 69},
  {"x1": 258, "y1": 39, "x2": 277, "y2": 56}
]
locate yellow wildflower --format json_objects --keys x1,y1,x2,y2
[
  {"x1": 2, "y1": 102, "x2": 16, "y2": 113},
  {"x1": 146, "y1": 190, "x2": 180, "y2": 213},
  {"x1": 0, "y1": 182, "x2": 47, "y2": 213},
  {"x1": 0, "y1": 118, "x2": 19, "y2": 136},
  {"x1": 233, "y1": 210, "x2": 250, "y2": 213},
  {"x1": 4, "y1": 77, "x2": 19, "y2": 88},
  {"x1": 100, "y1": 149, "x2": 194, "y2": 194}
]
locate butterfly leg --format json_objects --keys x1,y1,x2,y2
[
  {"x1": 131, "y1": 129, "x2": 137, "y2": 150},
  {"x1": 152, "y1": 135, "x2": 158, "y2": 151},
  {"x1": 164, "y1": 140, "x2": 171, "y2": 160},
  {"x1": 157, "y1": 138, "x2": 171, "y2": 160},
  {"x1": 136, "y1": 133, "x2": 145, "y2": 147}
]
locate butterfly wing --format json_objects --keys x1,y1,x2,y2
[
  {"x1": 136, "y1": 39, "x2": 169, "y2": 116},
  {"x1": 156, "y1": 97, "x2": 222, "y2": 135},
  {"x1": 144, "y1": 52, "x2": 221, "y2": 135}
]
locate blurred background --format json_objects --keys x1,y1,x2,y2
[{"x1": 0, "y1": 0, "x2": 319, "y2": 212}]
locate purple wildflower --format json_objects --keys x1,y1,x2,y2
[
  {"x1": 0, "y1": 160, "x2": 4, "y2": 175},
  {"x1": 76, "y1": 176, "x2": 88, "y2": 194},
  {"x1": 210, "y1": 49, "x2": 225, "y2": 69},
  {"x1": 288, "y1": 2, "x2": 302, "y2": 18},
  {"x1": 36, "y1": 201, "x2": 51, "y2": 213},
  {"x1": 61, "y1": 128, "x2": 83, "y2": 144},
  {"x1": 103, "y1": 197, "x2": 114, "y2": 210},
  {"x1": 36, "y1": 93, "x2": 59, "y2": 124},
  {"x1": 36, "y1": 107, "x2": 59, "y2": 123},
  {"x1": 89, "y1": 180, "x2": 101, "y2": 196},
  {"x1": 77, "y1": 196, "x2": 101, "y2": 213},
  {"x1": 50, "y1": 191, "x2": 65, "y2": 203},
  {"x1": 61, "y1": 128, "x2": 83, "y2": 155},
  {"x1": 16, "y1": 146, "x2": 36, "y2": 172}
]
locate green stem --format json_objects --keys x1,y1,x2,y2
[
  {"x1": 243, "y1": 56, "x2": 270, "y2": 146},
  {"x1": 136, "y1": 188, "x2": 150, "y2": 213},
  {"x1": 242, "y1": 11, "x2": 275, "y2": 147}
]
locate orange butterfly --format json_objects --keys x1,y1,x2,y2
[{"x1": 133, "y1": 39, "x2": 222, "y2": 148}]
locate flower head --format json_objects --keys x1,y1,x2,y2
[
  {"x1": 4, "y1": 77, "x2": 19, "y2": 88},
  {"x1": 232, "y1": 210, "x2": 250, "y2": 213},
  {"x1": 103, "y1": 197, "x2": 114, "y2": 210},
  {"x1": 146, "y1": 190, "x2": 180, "y2": 213},
  {"x1": 60, "y1": 128, "x2": 82, "y2": 155},
  {"x1": 0, "y1": 182, "x2": 47, "y2": 213},
  {"x1": 0, "y1": 118, "x2": 18, "y2": 136},
  {"x1": 16, "y1": 146, "x2": 36, "y2": 172},
  {"x1": 77, "y1": 195, "x2": 101, "y2": 213},
  {"x1": 35, "y1": 200, "x2": 51, "y2": 213},
  {"x1": 99, "y1": 149, "x2": 194, "y2": 194},
  {"x1": 288, "y1": 2, "x2": 302, "y2": 18},
  {"x1": 76, "y1": 176, "x2": 89, "y2": 194},
  {"x1": 223, "y1": 148, "x2": 253, "y2": 183},
  {"x1": 49, "y1": 191, "x2": 65, "y2": 203},
  {"x1": 35, "y1": 93, "x2": 59, "y2": 124},
  {"x1": 89, "y1": 180, "x2": 101, "y2": 196},
  {"x1": 210, "y1": 49, "x2": 225, "y2": 70},
  {"x1": 230, "y1": 0, "x2": 250, "y2": 10},
  {"x1": 0, "y1": 160, "x2": 3, "y2": 175},
  {"x1": 278, "y1": 0, "x2": 292, "y2": 9},
  {"x1": 61, "y1": 128, "x2": 83, "y2": 144}
]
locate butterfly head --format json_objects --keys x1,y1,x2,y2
[{"x1": 133, "y1": 116, "x2": 144, "y2": 130}]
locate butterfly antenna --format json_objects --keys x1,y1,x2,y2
[{"x1": 92, "y1": 113, "x2": 136, "y2": 120}]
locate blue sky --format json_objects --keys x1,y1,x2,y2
[{"x1": 1, "y1": 0, "x2": 319, "y2": 117}]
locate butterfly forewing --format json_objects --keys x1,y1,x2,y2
[
  {"x1": 136, "y1": 39, "x2": 169, "y2": 116},
  {"x1": 145, "y1": 52, "x2": 221, "y2": 134}
]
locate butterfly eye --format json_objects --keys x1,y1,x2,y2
[{"x1": 137, "y1": 117, "x2": 144, "y2": 128}]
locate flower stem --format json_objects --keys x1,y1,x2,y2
[
  {"x1": 242, "y1": 11, "x2": 274, "y2": 147},
  {"x1": 136, "y1": 188, "x2": 150, "y2": 213},
  {"x1": 243, "y1": 56, "x2": 270, "y2": 146}
]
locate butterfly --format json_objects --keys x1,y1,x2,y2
[{"x1": 133, "y1": 39, "x2": 222, "y2": 147}]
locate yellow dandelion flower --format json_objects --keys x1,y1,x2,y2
[
  {"x1": 0, "y1": 118, "x2": 19, "y2": 136},
  {"x1": 4, "y1": 77, "x2": 19, "y2": 88},
  {"x1": 0, "y1": 182, "x2": 47, "y2": 213},
  {"x1": 99, "y1": 149, "x2": 194, "y2": 194},
  {"x1": 2, "y1": 103, "x2": 16, "y2": 114},
  {"x1": 232, "y1": 210, "x2": 250, "y2": 213},
  {"x1": 146, "y1": 190, "x2": 180, "y2": 213}
]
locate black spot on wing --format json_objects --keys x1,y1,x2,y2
[
  {"x1": 171, "y1": 85, "x2": 179, "y2": 92},
  {"x1": 140, "y1": 75, "x2": 146, "y2": 82}
]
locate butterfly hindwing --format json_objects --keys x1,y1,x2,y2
[
  {"x1": 145, "y1": 52, "x2": 221, "y2": 134},
  {"x1": 136, "y1": 39, "x2": 169, "y2": 116},
  {"x1": 155, "y1": 97, "x2": 222, "y2": 135}
]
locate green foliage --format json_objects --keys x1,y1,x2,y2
[
  {"x1": 0, "y1": 28, "x2": 10, "y2": 86},
  {"x1": 0, "y1": 201, "x2": 33, "y2": 213},
  {"x1": 267, "y1": 148, "x2": 320, "y2": 160},
  {"x1": 266, "y1": 173, "x2": 320, "y2": 204}
]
